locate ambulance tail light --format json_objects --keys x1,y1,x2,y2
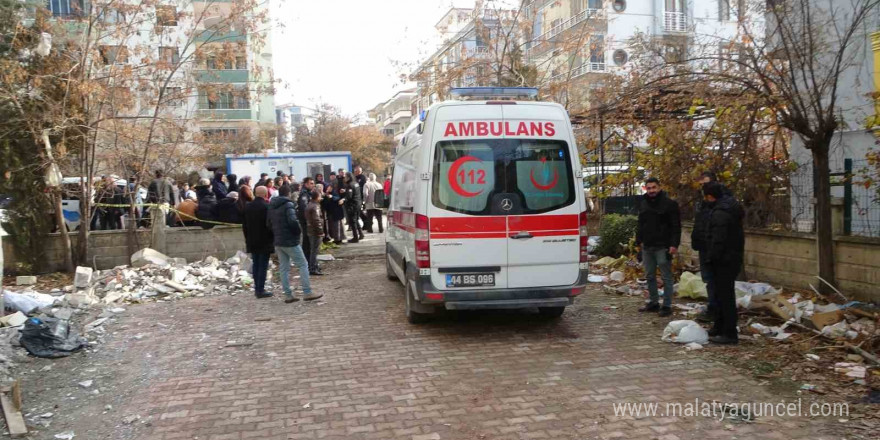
[
  {"x1": 415, "y1": 214, "x2": 430, "y2": 269},
  {"x1": 579, "y1": 210, "x2": 589, "y2": 263}
]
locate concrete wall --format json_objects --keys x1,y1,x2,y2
[
  {"x1": 680, "y1": 225, "x2": 880, "y2": 302},
  {"x1": 3, "y1": 226, "x2": 246, "y2": 273}
]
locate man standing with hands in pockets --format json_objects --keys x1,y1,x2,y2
[{"x1": 635, "y1": 177, "x2": 681, "y2": 318}]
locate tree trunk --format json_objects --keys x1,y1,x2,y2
[
  {"x1": 53, "y1": 191, "x2": 74, "y2": 272},
  {"x1": 811, "y1": 145, "x2": 837, "y2": 294}
]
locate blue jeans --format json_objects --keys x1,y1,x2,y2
[
  {"x1": 275, "y1": 245, "x2": 311, "y2": 297},
  {"x1": 643, "y1": 247, "x2": 674, "y2": 307},
  {"x1": 699, "y1": 252, "x2": 717, "y2": 314},
  {"x1": 251, "y1": 252, "x2": 270, "y2": 295}
]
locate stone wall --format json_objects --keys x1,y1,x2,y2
[
  {"x1": 679, "y1": 225, "x2": 880, "y2": 302},
  {"x1": 3, "y1": 226, "x2": 246, "y2": 273}
]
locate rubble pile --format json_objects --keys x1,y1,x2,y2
[{"x1": 1, "y1": 248, "x2": 267, "y2": 361}]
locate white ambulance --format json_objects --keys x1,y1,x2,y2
[{"x1": 385, "y1": 87, "x2": 590, "y2": 323}]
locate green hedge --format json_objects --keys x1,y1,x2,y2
[{"x1": 596, "y1": 214, "x2": 638, "y2": 257}]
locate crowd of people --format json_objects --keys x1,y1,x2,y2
[{"x1": 635, "y1": 172, "x2": 745, "y2": 345}]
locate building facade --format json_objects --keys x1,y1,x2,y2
[
  {"x1": 275, "y1": 104, "x2": 317, "y2": 151},
  {"x1": 367, "y1": 89, "x2": 417, "y2": 141}
]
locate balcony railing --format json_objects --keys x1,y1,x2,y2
[
  {"x1": 551, "y1": 62, "x2": 606, "y2": 82},
  {"x1": 535, "y1": 8, "x2": 601, "y2": 44},
  {"x1": 664, "y1": 12, "x2": 688, "y2": 32},
  {"x1": 194, "y1": 70, "x2": 249, "y2": 83},
  {"x1": 466, "y1": 46, "x2": 491, "y2": 58}
]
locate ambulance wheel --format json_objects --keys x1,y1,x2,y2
[
  {"x1": 538, "y1": 307, "x2": 565, "y2": 318},
  {"x1": 386, "y1": 253, "x2": 398, "y2": 281},
  {"x1": 405, "y1": 282, "x2": 430, "y2": 324}
]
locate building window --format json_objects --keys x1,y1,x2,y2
[
  {"x1": 156, "y1": 6, "x2": 177, "y2": 26},
  {"x1": 665, "y1": 0, "x2": 684, "y2": 12},
  {"x1": 102, "y1": 7, "x2": 125, "y2": 23},
  {"x1": 199, "y1": 89, "x2": 249, "y2": 110},
  {"x1": 48, "y1": 0, "x2": 83, "y2": 17},
  {"x1": 235, "y1": 56, "x2": 246, "y2": 69},
  {"x1": 100, "y1": 45, "x2": 128, "y2": 64},
  {"x1": 589, "y1": 35, "x2": 605, "y2": 64},
  {"x1": 159, "y1": 46, "x2": 180, "y2": 65},
  {"x1": 719, "y1": 0, "x2": 731, "y2": 21},
  {"x1": 165, "y1": 87, "x2": 184, "y2": 107},
  {"x1": 201, "y1": 128, "x2": 240, "y2": 140}
]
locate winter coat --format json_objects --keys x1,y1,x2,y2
[
  {"x1": 297, "y1": 189, "x2": 311, "y2": 223},
  {"x1": 705, "y1": 194, "x2": 745, "y2": 267},
  {"x1": 324, "y1": 183, "x2": 345, "y2": 221},
  {"x1": 195, "y1": 186, "x2": 218, "y2": 230},
  {"x1": 147, "y1": 178, "x2": 173, "y2": 204},
  {"x1": 635, "y1": 191, "x2": 681, "y2": 249},
  {"x1": 364, "y1": 180, "x2": 384, "y2": 210},
  {"x1": 266, "y1": 196, "x2": 302, "y2": 247},
  {"x1": 212, "y1": 179, "x2": 228, "y2": 200},
  {"x1": 305, "y1": 201, "x2": 324, "y2": 237},
  {"x1": 343, "y1": 181, "x2": 362, "y2": 210},
  {"x1": 691, "y1": 184, "x2": 732, "y2": 252},
  {"x1": 242, "y1": 198, "x2": 274, "y2": 254},
  {"x1": 216, "y1": 197, "x2": 243, "y2": 224},
  {"x1": 175, "y1": 199, "x2": 198, "y2": 224}
]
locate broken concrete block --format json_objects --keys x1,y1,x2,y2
[
  {"x1": 131, "y1": 248, "x2": 172, "y2": 268},
  {"x1": 171, "y1": 258, "x2": 186, "y2": 266},
  {"x1": 0, "y1": 311, "x2": 28, "y2": 327},
  {"x1": 74, "y1": 266, "x2": 94, "y2": 288},
  {"x1": 16, "y1": 275, "x2": 37, "y2": 285},
  {"x1": 52, "y1": 308, "x2": 75, "y2": 321},
  {"x1": 103, "y1": 291, "x2": 124, "y2": 304}
]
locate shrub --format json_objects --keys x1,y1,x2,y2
[{"x1": 596, "y1": 214, "x2": 638, "y2": 257}]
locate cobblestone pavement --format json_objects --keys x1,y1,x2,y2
[{"x1": 17, "y1": 235, "x2": 854, "y2": 440}]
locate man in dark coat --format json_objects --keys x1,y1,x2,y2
[
  {"x1": 635, "y1": 177, "x2": 681, "y2": 317},
  {"x1": 354, "y1": 166, "x2": 371, "y2": 231},
  {"x1": 691, "y1": 171, "x2": 728, "y2": 323},
  {"x1": 195, "y1": 178, "x2": 218, "y2": 229},
  {"x1": 324, "y1": 172, "x2": 346, "y2": 244},
  {"x1": 267, "y1": 184, "x2": 321, "y2": 303},
  {"x1": 243, "y1": 186, "x2": 273, "y2": 298},
  {"x1": 297, "y1": 178, "x2": 315, "y2": 266},
  {"x1": 212, "y1": 172, "x2": 228, "y2": 200},
  {"x1": 216, "y1": 192, "x2": 243, "y2": 224},
  {"x1": 703, "y1": 182, "x2": 745, "y2": 344}
]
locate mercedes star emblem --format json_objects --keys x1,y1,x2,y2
[{"x1": 500, "y1": 198, "x2": 513, "y2": 211}]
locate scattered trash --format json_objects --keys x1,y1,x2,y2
[
  {"x1": 123, "y1": 414, "x2": 140, "y2": 424},
  {"x1": 3, "y1": 290, "x2": 58, "y2": 314},
  {"x1": 661, "y1": 320, "x2": 709, "y2": 344},
  {"x1": 78, "y1": 380, "x2": 93, "y2": 388},
  {"x1": 593, "y1": 256, "x2": 626, "y2": 270},
  {"x1": 609, "y1": 271, "x2": 625, "y2": 282},
  {"x1": 587, "y1": 275, "x2": 607, "y2": 283},
  {"x1": 316, "y1": 254, "x2": 335, "y2": 261},
  {"x1": 800, "y1": 384, "x2": 817, "y2": 391},
  {"x1": 303, "y1": 402, "x2": 311, "y2": 409},
  {"x1": 833, "y1": 363, "x2": 866, "y2": 379},
  {"x1": 684, "y1": 342, "x2": 703, "y2": 351},
  {"x1": 821, "y1": 321, "x2": 848, "y2": 339},
  {"x1": 675, "y1": 272, "x2": 708, "y2": 299},
  {"x1": 54, "y1": 431, "x2": 75, "y2": 439},
  {"x1": 805, "y1": 354, "x2": 820, "y2": 361},
  {"x1": 18, "y1": 317, "x2": 87, "y2": 358}
]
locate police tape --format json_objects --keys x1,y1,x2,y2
[{"x1": 93, "y1": 203, "x2": 243, "y2": 227}]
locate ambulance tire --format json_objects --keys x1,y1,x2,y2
[
  {"x1": 538, "y1": 307, "x2": 565, "y2": 318},
  {"x1": 386, "y1": 253, "x2": 398, "y2": 281},
  {"x1": 405, "y1": 282, "x2": 430, "y2": 324}
]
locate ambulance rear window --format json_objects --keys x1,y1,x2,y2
[{"x1": 432, "y1": 139, "x2": 574, "y2": 215}]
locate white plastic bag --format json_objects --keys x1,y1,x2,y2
[
  {"x1": 662, "y1": 320, "x2": 709, "y2": 344},
  {"x1": 676, "y1": 272, "x2": 708, "y2": 299},
  {"x1": 4, "y1": 290, "x2": 57, "y2": 314}
]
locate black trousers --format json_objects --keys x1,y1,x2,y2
[
  {"x1": 251, "y1": 252, "x2": 270, "y2": 295},
  {"x1": 360, "y1": 207, "x2": 372, "y2": 230},
  {"x1": 709, "y1": 260, "x2": 741, "y2": 339},
  {"x1": 366, "y1": 209, "x2": 383, "y2": 232}
]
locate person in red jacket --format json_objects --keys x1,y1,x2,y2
[{"x1": 383, "y1": 174, "x2": 391, "y2": 198}]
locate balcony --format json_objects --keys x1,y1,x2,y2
[
  {"x1": 664, "y1": 12, "x2": 688, "y2": 33},
  {"x1": 551, "y1": 62, "x2": 606, "y2": 82},
  {"x1": 194, "y1": 70, "x2": 249, "y2": 83},
  {"x1": 197, "y1": 109, "x2": 251, "y2": 120},
  {"x1": 466, "y1": 46, "x2": 491, "y2": 58},
  {"x1": 535, "y1": 8, "x2": 602, "y2": 44},
  {"x1": 195, "y1": 29, "x2": 247, "y2": 43},
  {"x1": 388, "y1": 109, "x2": 411, "y2": 125}
]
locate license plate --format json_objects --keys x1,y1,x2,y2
[{"x1": 446, "y1": 273, "x2": 495, "y2": 288}]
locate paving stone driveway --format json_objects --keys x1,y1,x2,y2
[{"x1": 20, "y1": 238, "x2": 850, "y2": 440}]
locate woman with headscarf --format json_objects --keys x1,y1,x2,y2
[{"x1": 216, "y1": 191, "x2": 243, "y2": 224}]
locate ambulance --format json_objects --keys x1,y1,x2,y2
[{"x1": 385, "y1": 87, "x2": 590, "y2": 323}]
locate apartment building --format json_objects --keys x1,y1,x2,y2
[
  {"x1": 275, "y1": 104, "x2": 317, "y2": 150},
  {"x1": 192, "y1": 0, "x2": 277, "y2": 152},
  {"x1": 367, "y1": 89, "x2": 417, "y2": 141},
  {"x1": 411, "y1": 7, "x2": 516, "y2": 112}
]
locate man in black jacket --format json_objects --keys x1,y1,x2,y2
[
  {"x1": 635, "y1": 177, "x2": 681, "y2": 317},
  {"x1": 702, "y1": 182, "x2": 745, "y2": 344},
  {"x1": 216, "y1": 192, "x2": 243, "y2": 224},
  {"x1": 692, "y1": 171, "x2": 723, "y2": 323},
  {"x1": 267, "y1": 184, "x2": 322, "y2": 303},
  {"x1": 243, "y1": 186, "x2": 274, "y2": 298},
  {"x1": 297, "y1": 178, "x2": 315, "y2": 270}
]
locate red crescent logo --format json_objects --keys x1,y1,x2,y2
[
  {"x1": 530, "y1": 166, "x2": 559, "y2": 191},
  {"x1": 448, "y1": 156, "x2": 485, "y2": 197}
]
